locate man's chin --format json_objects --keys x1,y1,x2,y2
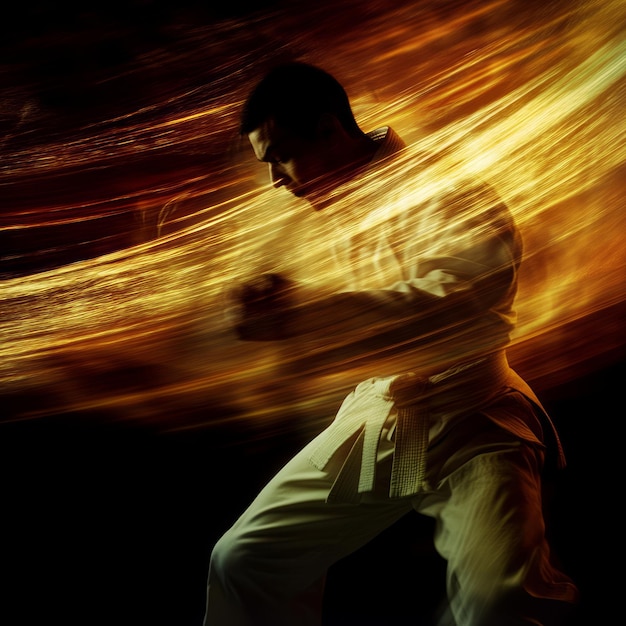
[
  {"x1": 288, "y1": 187, "x2": 329, "y2": 209},
  {"x1": 289, "y1": 188, "x2": 316, "y2": 203}
]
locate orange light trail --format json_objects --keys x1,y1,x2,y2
[{"x1": 1, "y1": 0, "x2": 624, "y2": 432}]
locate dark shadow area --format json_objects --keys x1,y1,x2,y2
[{"x1": 1, "y1": 355, "x2": 620, "y2": 625}]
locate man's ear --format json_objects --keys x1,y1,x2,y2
[{"x1": 315, "y1": 113, "x2": 342, "y2": 139}]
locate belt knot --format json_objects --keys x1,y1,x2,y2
[{"x1": 389, "y1": 372, "x2": 430, "y2": 407}]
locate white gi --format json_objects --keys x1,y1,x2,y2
[{"x1": 204, "y1": 127, "x2": 579, "y2": 625}]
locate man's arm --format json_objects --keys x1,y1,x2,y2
[
  {"x1": 230, "y1": 182, "x2": 521, "y2": 356},
  {"x1": 228, "y1": 273, "x2": 298, "y2": 341}
]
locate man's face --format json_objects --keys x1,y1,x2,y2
[{"x1": 248, "y1": 118, "x2": 336, "y2": 208}]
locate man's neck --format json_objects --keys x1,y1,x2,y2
[{"x1": 311, "y1": 134, "x2": 379, "y2": 211}]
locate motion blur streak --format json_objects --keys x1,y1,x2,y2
[{"x1": 1, "y1": 0, "x2": 624, "y2": 432}]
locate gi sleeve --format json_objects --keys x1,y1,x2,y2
[{"x1": 235, "y1": 180, "x2": 522, "y2": 365}]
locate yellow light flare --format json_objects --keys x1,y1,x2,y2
[{"x1": 1, "y1": 0, "x2": 624, "y2": 432}]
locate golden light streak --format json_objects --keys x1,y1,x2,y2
[{"x1": 1, "y1": 0, "x2": 624, "y2": 432}]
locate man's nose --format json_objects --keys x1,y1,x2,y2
[{"x1": 269, "y1": 163, "x2": 288, "y2": 188}]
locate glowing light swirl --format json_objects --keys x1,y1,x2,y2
[{"x1": 1, "y1": 0, "x2": 624, "y2": 431}]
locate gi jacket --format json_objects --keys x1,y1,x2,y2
[{"x1": 240, "y1": 126, "x2": 565, "y2": 502}]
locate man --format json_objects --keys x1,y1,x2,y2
[{"x1": 204, "y1": 61, "x2": 578, "y2": 626}]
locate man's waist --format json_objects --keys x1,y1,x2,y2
[{"x1": 389, "y1": 351, "x2": 511, "y2": 414}]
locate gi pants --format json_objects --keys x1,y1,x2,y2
[{"x1": 204, "y1": 373, "x2": 578, "y2": 626}]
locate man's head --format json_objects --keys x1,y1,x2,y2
[{"x1": 240, "y1": 62, "x2": 376, "y2": 209}]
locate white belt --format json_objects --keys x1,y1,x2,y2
[{"x1": 309, "y1": 352, "x2": 511, "y2": 503}]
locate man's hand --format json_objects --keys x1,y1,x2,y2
[{"x1": 228, "y1": 273, "x2": 297, "y2": 341}]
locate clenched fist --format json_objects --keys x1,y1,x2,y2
[{"x1": 228, "y1": 273, "x2": 297, "y2": 341}]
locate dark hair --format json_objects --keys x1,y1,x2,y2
[{"x1": 239, "y1": 62, "x2": 361, "y2": 138}]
